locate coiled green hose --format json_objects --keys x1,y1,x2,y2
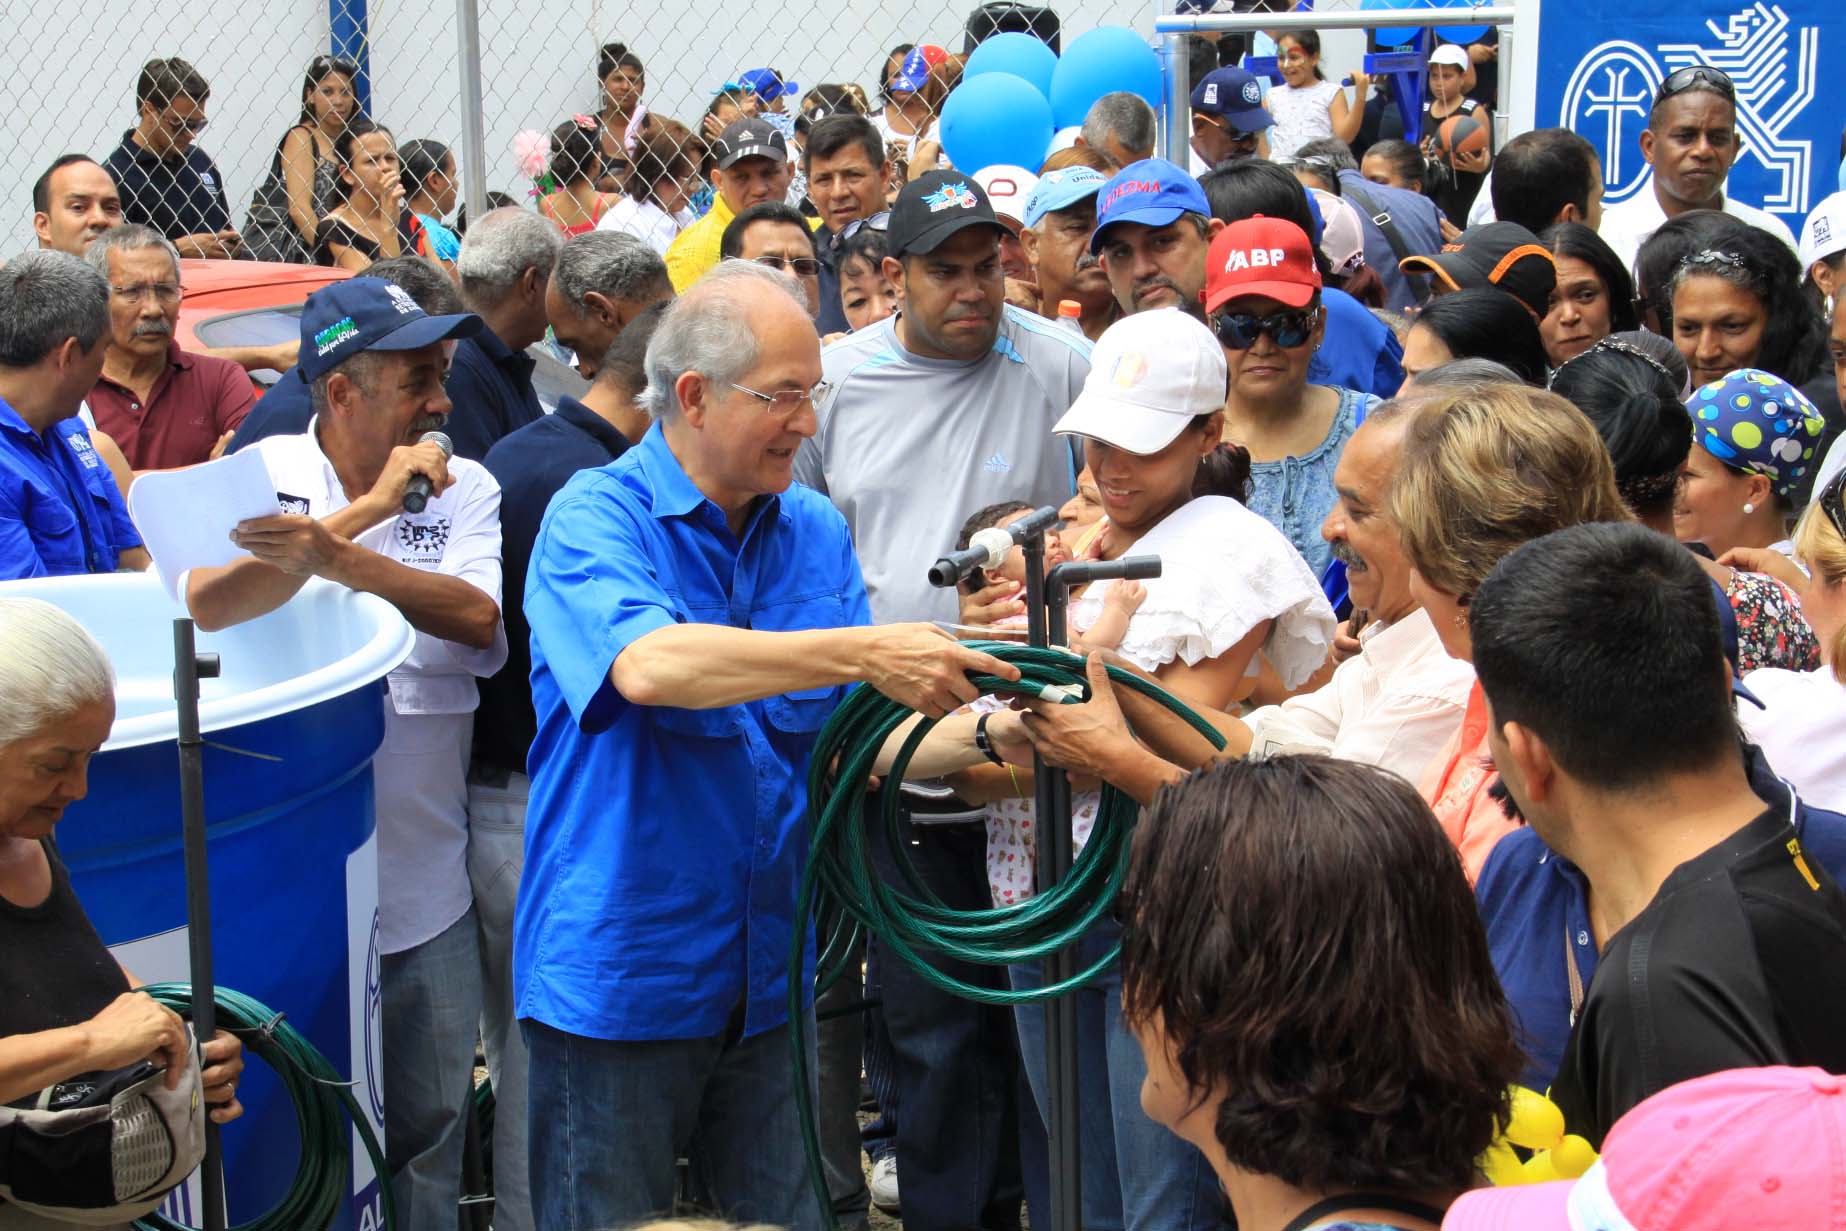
[
  {"x1": 132, "y1": 983, "x2": 396, "y2": 1231},
  {"x1": 788, "y1": 643, "x2": 1224, "y2": 1225}
]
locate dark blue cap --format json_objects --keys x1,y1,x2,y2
[
  {"x1": 1189, "y1": 66, "x2": 1274, "y2": 132},
  {"x1": 297, "y1": 277, "x2": 483, "y2": 383},
  {"x1": 1091, "y1": 159, "x2": 1211, "y2": 253}
]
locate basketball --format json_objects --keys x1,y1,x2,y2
[{"x1": 1435, "y1": 114, "x2": 1489, "y2": 167}]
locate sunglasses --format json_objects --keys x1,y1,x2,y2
[
  {"x1": 839, "y1": 211, "x2": 890, "y2": 243},
  {"x1": 1656, "y1": 64, "x2": 1735, "y2": 105},
  {"x1": 1198, "y1": 114, "x2": 1261, "y2": 145},
  {"x1": 1212, "y1": 307, "x2": 1319, "y2": 349},
  {"x1": 755, "y1": 254, "x2": 821, "y2": 276},
  {"x1": 1819, "y1": 469, "x2": 1846, "y2": 544}
]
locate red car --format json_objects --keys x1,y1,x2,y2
[{"x1": 175, "y1": 259, "x2": 588, "y2": 409}]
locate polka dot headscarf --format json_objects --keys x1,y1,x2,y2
[{"x1": 1687, "y1": 368, "x2": 1827, "y2": 499}]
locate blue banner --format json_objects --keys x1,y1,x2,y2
[{"x1": 1536, "y1": 0, "x2": 1841, "y2": 231}]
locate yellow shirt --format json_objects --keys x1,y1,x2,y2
[
  {"x1": 664, "y1": 194, "x2": 737, "y2": 292},
  {"x1": 663, "y1": 193, "x2": 826, "y2": 292}
]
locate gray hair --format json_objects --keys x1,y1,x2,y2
[
  {"x1": 638, "y1": 260, "x2": 807, "y2": 420},
  {"x1": 1293, "y1": 138, "x2": 1360, "y2": 174},
  {"x1": 83, "y1": 223, "x2": 181, "y2": 282},
  {"x1": 1081, "y1": 92, "x2": 1157, "y2": 160},
  {"x1": 0, "y1": 249, "x2": 110, "y2": 367},
  {"x1": 0, "y1": 599, "x2": 114, "y2": 746},
  {"x1": 1410, "y1": 357, "x2": 1526, "y2": 389},
  {"x1": 456, "y1": 206, "x2": 563, "y2": 303},
  {"x1": 553, "y1": 230, "x2": 672, "y2": 315}
]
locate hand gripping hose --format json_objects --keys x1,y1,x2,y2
[
  {"x1": 132, "y1": 983, "x2": 397, "y2": 1231},
  {"x1": 788, "y1": 643, "x2": 1225, "y2": 1226}
]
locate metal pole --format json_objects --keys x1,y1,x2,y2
[
  {"x1": 1021, "y1": 537, "x2": 1082, "y2": 1231},
  {"x1": 1162, "y1": 31, "x2": 1191, "y2": 167},
  {"x1": 174, "y1": 619, "x2": 224, "y2": 1231},
  {"x1": 455, "y1": 0, "x2": 489, "y2": 227},
  {"x1": 1154, "y1": 5, "x2": 1517, "y2": 33}
]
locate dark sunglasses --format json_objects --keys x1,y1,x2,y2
[
  {"x1": 1819, "y1": 469, "x2": 1846, "y2": 544},
  {"x1": 755, "y1": 254, "x2": 822, "y2": 276},
  {"x1": 839, "y1": 211, "x2": 890, "y2": 243},
  {"x1": 1212, "y1": 307, "x2": 1319, "y2": 350},
  {"x1": 1199, "y1": 114, "x2": 1261, "y2": 145},
  {"x1": 1656, "y1": 64, "x2": 1735, "y2": 106}
]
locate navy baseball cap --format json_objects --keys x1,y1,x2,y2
[
  {"x1": 887, "y1": 170, "x2": 1006, "y2": 258},
  {"x1": 1190, "y1": 67, "x2": 1274, "y2": 133},
  {"x1": 736, "y1": 68, "x2": 798, "y2": 103},
  {"x1": 1090, "y1": 159, "x2": 1211, "y2": 253},
  {"x1": 297, "y1": 277, "x2": 482, "y2": 383}
]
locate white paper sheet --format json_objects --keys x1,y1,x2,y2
[{"x1": 127, "y1": 449, "x2": 282, "y2": 599}]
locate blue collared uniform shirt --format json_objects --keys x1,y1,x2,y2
[
  {"x1": 0, "y1": 399, "x2": 141, "y2": 579},
  {"x1": 224, "y1": 368, "x2": 312, "y2": 455},
  {"x1": 517, "y1": 423, "x2": 872, "y2": 1041},
  {"x1": 1476, "y1": 745, "x2": 1846, "y2": 1090},
  {"x1": 441, "y1": 326, "x2": 542, "y2": 461}
]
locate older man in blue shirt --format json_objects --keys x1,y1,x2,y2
[
  {"x1": 518, "y1": 260, "x2": 1014, "y2": 1231},
  {"x1": 0, "y1": 251, "x2": 148, "y2": 579}
]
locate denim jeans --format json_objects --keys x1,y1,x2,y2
[
  {"x1": 522, "y1": 1013, "x2": 824, "y2": 1231},
  {"x1": 867, "y1": 812, "x2": 1024, "y2": 1231},
  {"x1": 1010, "y1": 919, "x2": 1223, "y2": 1231},
  {"x1": 816, "y1": 933, "x2": 870, "y2": 1228},
  {"x1": 380, "y1": 906, "x2": 484, "y2": 1230},
  {"x1": 466, "y1": 767, "x2": 534, "y2": 1231}
]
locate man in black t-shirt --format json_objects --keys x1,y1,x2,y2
[
  {"x1": 1468, "y1": 523, "x2": 1846, "y2": 1146},
  {"x1": 100, "y1": 58, "x2": 240, "y2": 260}
]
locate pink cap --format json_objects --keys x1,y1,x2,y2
[{"x1": 1444, "y1": 1067, "x2": 1846, "y2": 1231}]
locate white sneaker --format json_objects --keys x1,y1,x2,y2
[{"x1": 869, "y1": 1154, "x2": 900, "y2": 1214}]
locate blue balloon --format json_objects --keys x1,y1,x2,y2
[
  {"x1": 964, "y1": 32, "x2": 1058, "y2": 99},
  {"x1": 1364, "y1": 0, "x2": 1487, "y2": 48},
  {"x1": 940, "y1": 73, "x2": 1056, "y2": 176},
  {"x1": 1048, "y1": 26, "x2": 1163, "y2": 130}
]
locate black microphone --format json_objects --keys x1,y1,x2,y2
[
  {"x1": 928, "y1": 505, "x2": 1063, "y2": 588},
  {"x1": 402, "y1": 430, "x2": 452, "y2": 514}
]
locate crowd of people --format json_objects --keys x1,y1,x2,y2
[{"x1": 5, "y1": 19, "x2": 1846, "y2": 1231}]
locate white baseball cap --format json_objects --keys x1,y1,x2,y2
[
  {"x1": 1429, "y1": 43, "x2": 1470, "y2": 70},
  {"x1": 1052, "y1": 308, "x2": 1226, "y2": 455},
  {"x1": 972, "y1": 165, "x2": 1039, "y2": 231},
  {"x1": 1798, "y1": 191, "x2": 1846, "y2": 269},
  {"x1": 1310, "y1": 188, "x2": 1366, "y2": 276}
]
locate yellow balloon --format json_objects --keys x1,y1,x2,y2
[
  {"x1": 1479, "y1": 1141, "x2": 1525, "y2": 1187},
  {"x1": 1519, "y1": 1153, "x2": 1561, "y2": 1185},
  {"x1": 1504, "y1": 1087, "x2": 1566, "y2": 1151},
  {"x1": 1552, "y1": 1135, "x2": 1598, "y2": 1179}
]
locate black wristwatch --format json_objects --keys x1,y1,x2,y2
[{"x1": 973, "y1": 712, "x2": 1008, "y2": 767}]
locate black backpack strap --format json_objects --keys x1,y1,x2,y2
[{"x1": 1342, "y1": 178, "x2": 1432, "y2": 306}]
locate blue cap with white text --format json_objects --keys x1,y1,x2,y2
[{"x1": 1023, "y1": 167, "x2": 1108, "y2": 228}]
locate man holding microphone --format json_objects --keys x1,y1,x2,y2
[
  {"x1": 185, "y1": 277, "x2": 510, "y2": 1226},
  {"x1": 516, "y1": 260, "x2": 1016, "y2": 1231}
]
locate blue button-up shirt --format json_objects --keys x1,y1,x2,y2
[
  {"x1": 517, "y1": 423, "x2": 872, "y2": 1041},
  {"x1": 1476, "y1": 746, "x2": 1846, "y2": 1090},
  {"x1": 0, "y1": 398, "x2": 141, "y2": 579}
]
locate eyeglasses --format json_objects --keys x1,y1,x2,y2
[
  {"x1": 176, "y1": 116, "x2": 209, "y2": 135},
  {"x1": 109, "y1": 282, "x2": 182, "y2": 305},
  {"x1": 1212, "y1": 307, "x2": 1319, "y2": 349},
  {"x1": 839, "y1": 212, "x2": 890, "y2": 244},
  {"x1": 1656, "y1": 64, "x2": 1735, "y2": 106},
  {"x1": 754, "y1": 254, "x2": 821, "y2": 276},
  {"x1": 1818, "y1": 470, "x2": 1846, "y2": 544},
  {"x1": 731, "y1": 379, "x2": 831, "y2": 415}
]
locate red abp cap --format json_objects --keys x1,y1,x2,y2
[{"x1": 1204, "y1": 215, "x2": 1322, "y2": 313}]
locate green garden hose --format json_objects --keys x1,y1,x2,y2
[
  {"x1": 788, "y1": 643, "x2": 1225, "y2": 1225},
  {"x1": 132, "y1": 983, "x2": 397, "y2": 1231}
]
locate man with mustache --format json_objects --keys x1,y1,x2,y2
[
  {"x1": 1020, "y1": 167, "x2": 1117, "y2": 341},
  {"x1": 1091, "y1": 160, "x2": 1219, "y2": 321},
  {"x1": 186, "y1": 276, "x2": 507, "y2": 1225},
  {"x1": 1013, "y1": 396, "x2": 1473, "y2": 799},
  {"x1": 82, "y1": 224, "x2": 255, "y2": 470},
  {"x1": 796, "y1": 170, "x2": 1090, "y2": 1231}
]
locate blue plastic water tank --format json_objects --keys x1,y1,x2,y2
[{"x1": 6, "y1": 573, "x2": 412, "y2": 1231}]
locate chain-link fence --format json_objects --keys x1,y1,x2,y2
[{"x1": 2, "y1": 0, "x2": 1380, "y2": 253}]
